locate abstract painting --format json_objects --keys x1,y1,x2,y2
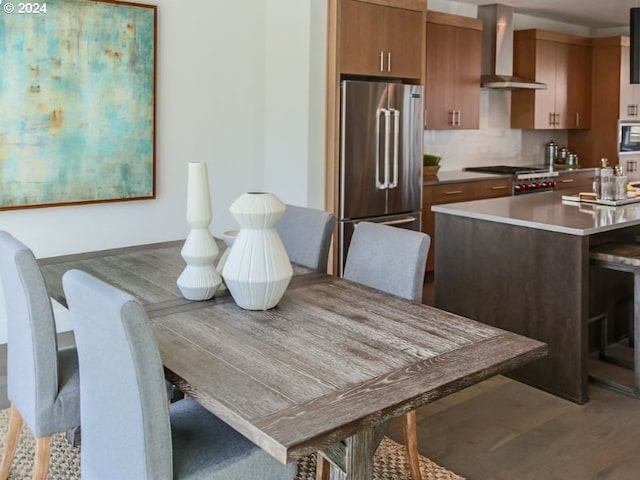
[{"x1": 0, "y1": 0, "x2": 156, "y2": 210}]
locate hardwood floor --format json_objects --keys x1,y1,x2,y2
[{"x1": 384, "y1": 275, "x2": 640, "y2": 480}]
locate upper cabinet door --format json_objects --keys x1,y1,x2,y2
[
  {"x1": 340, "y1": 0, "x2": 386, "y2": 76},
  {"x1": 425, "y1": 12, "x2": 482, "y2": 130},
  {"x1": 425, "y1": 22, "x2": 457, "y2": 129},
  {"x1": 512, "y1": 30, "x2": 591, "y2": 130},
  {"x1": 532, "y1": 39, "x2": 559, "y2": 129},
  {"x1": 551, "y1": 41, "x2": 569, "y2": 129},
  {"x1": 454, "y1": 25, "x2": 482, "y2": 129},
  {"x1": 340, "y1": 0, "x2": 423, "y2": 80},
  {"x1": 567, "y1": 43, "x2": 591, "y2": 129},
  {"x1": 619, "y1": 45, "x2": 640, "y2": 121},
  {"x1": 384, "y1": 6, "x2": 423, "y2": 80}
]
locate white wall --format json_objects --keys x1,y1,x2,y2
[{"x1": 0, "y1": 0, "x2": 328, "y2": 341}]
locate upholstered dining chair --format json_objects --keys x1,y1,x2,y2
[
  {"x1": 62, "y1": 269, "x2": 298, "y2": 480},
  {"x1": 276, "y1": 204, "x2": 335, "y2": 272},
  {"x1": 317, "y1": 221, "x2": 430, "y2": 480},
  {"x1": 0, "y1": 231, "x2": 81, "y2": 480}
]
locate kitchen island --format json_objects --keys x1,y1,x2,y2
[{"x1": 432, "y1": 190, "x2": 640, "y2": 404}]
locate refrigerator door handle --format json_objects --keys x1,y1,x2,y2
[
  {"x1": 388, "y1": 108, "x2": 400, "y2": 189},
  {"x1": 378, "y1": 216, "x2": 417, "y2": 226},
  {"x1": 375, "y1": 108, "x2": 387, "y2": 189},
  {"x1": 383, "y1": 108, "x2": 391, "y2": 189},
  {"x1": 376, "y1": 108, "x2": 391, "y2": 189}
]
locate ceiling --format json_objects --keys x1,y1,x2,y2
[{"x1": 453, "y1": 0, "x2": 640, "y2": 30}]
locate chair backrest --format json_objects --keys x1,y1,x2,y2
[
  {"x1": 343, "y1": 222, "x2": 430, "y2": 302},
  {"x1": 63, "y1": 269, "x2": 172, "y2": 479},
  {"x1": 0, "y1": 231, "x2": 59, "y2": 432},
  {"x1": 276, "y1": 204, "x2": 335, "y2": 272}
]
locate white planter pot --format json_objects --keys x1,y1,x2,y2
[{"x1": 222, "y1": 192, "x2": 292, "y2": 310}]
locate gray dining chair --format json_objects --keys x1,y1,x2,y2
[
  {"x1": 276, "y1": 204, "x2": 335, "y2": 272},
  {"x1": 62, "y1": 268, "x2": 297, "y2": 480},
  {"x1": 0, "y1": 231, "x2": 80, "y2": 480},
  {"x1": 317, "y1": 221, "x2": 430, "y2": 480}
]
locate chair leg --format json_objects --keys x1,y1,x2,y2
[
  {"x1": 315, "y1": 452, "x2": 330, "y2": 480},
  {"x1": 32, "y1": 436, "x2": 51, "y2": 480},
  {"x1": 402, "y1": 410, "x2": 421, "y2": 480},
  {"x1": 0, "y1": 403, "x2": 23, "y2": 480}
]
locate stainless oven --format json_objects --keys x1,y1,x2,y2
[{"x1": 464, "y1": 166, "x2": 558, "y2": 195}]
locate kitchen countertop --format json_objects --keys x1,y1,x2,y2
[
  {"x1": 431, "y1": 190, "x2": 640, "y2": 236},
  {"x1": 423, "y1": 170, "x2": 511, "y2": 186},
  {"x1": 424, "y1": 166, "x2": 596, "y2": 186}
]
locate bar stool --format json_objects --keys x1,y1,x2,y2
[{"x1": 589, "y1": 242, "x2": 640, "y2": 398}]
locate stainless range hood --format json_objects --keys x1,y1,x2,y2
[{"x1": 478, "y1": 4, "x2": 546, "y2": 90}]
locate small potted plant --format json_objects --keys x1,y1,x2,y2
[{"x1": 423, "y1": 154, "x2": 441, "y2": 177}]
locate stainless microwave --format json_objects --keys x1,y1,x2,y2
[{"x1": 619, "y1": 121, "x2": 640, "y2": 155}]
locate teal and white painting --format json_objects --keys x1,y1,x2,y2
[{"x1": 0, "y1": 0, "x2": 156, "y2": 210}]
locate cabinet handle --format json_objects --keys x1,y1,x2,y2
[
  {"x1": 629, "y1": 104, "x2": 637, "y2": 116},
  {"x1": 455, "y1": 110, "x2": 461, "y2": 126},
  {"x1": 560, "y1": 179, "x2": 574, "y2": 183},
  {"x1": 387, "y1": 52, "x2": 391, "y2": 72},
  {"x1": 449, "y1": 110, "x2": 455, "y2": 126},
  {"x1": 549, "y1": 112, "x2": 555, "y2": 126},
  {"x1": 490, "y1": 186, "x2": 507, "y2": 190},
  {"x1": 379, "y1": 51, "x2": 384, "y2": 72},
  {"x1": 576, "y1": 112, "x2": 580, "y2": 127},
  {"x1": 555, "y1": 113, "x2": 560, "y2": 126},
  {"x1": 444, "y1": 190, "x2": 463, "y2": 195}
]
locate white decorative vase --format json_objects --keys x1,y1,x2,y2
[
  {"x1": 176, "y1": 162, "x2": 222, "y2": 300},
  {"x1": 222, "y1": 192, "x2": 293, "y2": 310}
]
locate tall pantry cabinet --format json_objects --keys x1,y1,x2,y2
[
  {"x1": 424, "y1": 11, "x2": 482, "y2": 129},
  {"x1": 324, "y1": 0, "x2": 427, "y2": 272}
]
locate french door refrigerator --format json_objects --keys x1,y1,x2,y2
[{"x1": 338, "y1": 80, "x2": 423, "y2": 275}]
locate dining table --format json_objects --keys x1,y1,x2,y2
[{"x1": 40, "y1": 240, "x2": 547, "y2": 480}]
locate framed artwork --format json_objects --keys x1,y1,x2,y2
[{"x1": 0, "y1": 0, "x2": 157, "y2": 210}]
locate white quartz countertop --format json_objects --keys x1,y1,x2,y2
[
  {"x1": 431, "y1": 190, "x2": 640, "y2": 236},
  {"x1": 423, "y1": 170, "x2": 511, "y2": 185}
]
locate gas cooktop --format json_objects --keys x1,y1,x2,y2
[{"x1": 464, "y1": 165, "x2": 559, "y2": 195}]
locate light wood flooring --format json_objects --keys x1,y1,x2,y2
[{"x1": 384, "y1": 274, "x2": 640, "y2": 480}]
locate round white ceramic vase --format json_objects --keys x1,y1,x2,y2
[
  {"x1": 222, "y1": 192, "x2": 293, "y2": 310},
  {"x1": 176, "y1": 162, "x2": 222, "y2": 300}
]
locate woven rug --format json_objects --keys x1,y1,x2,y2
[{"x1": 0, "y1": 408, "x2": 463, "y2": 479}]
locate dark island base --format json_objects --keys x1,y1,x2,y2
[{"x1": 433, "y1": 213, "x2": 590, "y2": 404}]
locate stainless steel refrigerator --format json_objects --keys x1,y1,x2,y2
[{"x1": 338, "y1": 80, "x2": 423, "y2": 275}]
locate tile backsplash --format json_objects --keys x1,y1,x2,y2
[{"x1": 425, "y1": 89, "x2": 568, "y2": 171}]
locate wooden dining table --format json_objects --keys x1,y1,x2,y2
[{"x1": 40, "y1": 240, "x2": 547, "y2": 480}]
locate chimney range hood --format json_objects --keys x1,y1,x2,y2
[{"x1": 478, "y1": 4, "x2": 546, "y2": 90}]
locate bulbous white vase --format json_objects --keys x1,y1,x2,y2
[
  {"x1": 222, "y1": 192, "x2": 293, "y2": 310},
  {"x1": 177, "y1": 162, "x2": 222, "y2": 300}
]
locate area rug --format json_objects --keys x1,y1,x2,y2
[{"x1": 0, "y1": 408, "x2": 464, "y2": 479}]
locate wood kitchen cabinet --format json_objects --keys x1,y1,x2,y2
[
  {"x1": 618, "y1": 44, "x2": 640, "y2": 120},
  {"x1": 425, "y1": 11, "x2": 482, "y2": 129},
  {"x1": 568, "y1": 36, "x2": 635, "y2": 168},
  {"x1": 422, "y1": 177, "x2": 512, "y2": 271},
  {"x1": 340, "y1": 0, "x2": 423, "y2": 80},
  {"x1": 554, "y1": 169, "x2": 596, "y2": 191},
  {"x1": 511, "y1": 30, "x2": 591, "y2": 130}
]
